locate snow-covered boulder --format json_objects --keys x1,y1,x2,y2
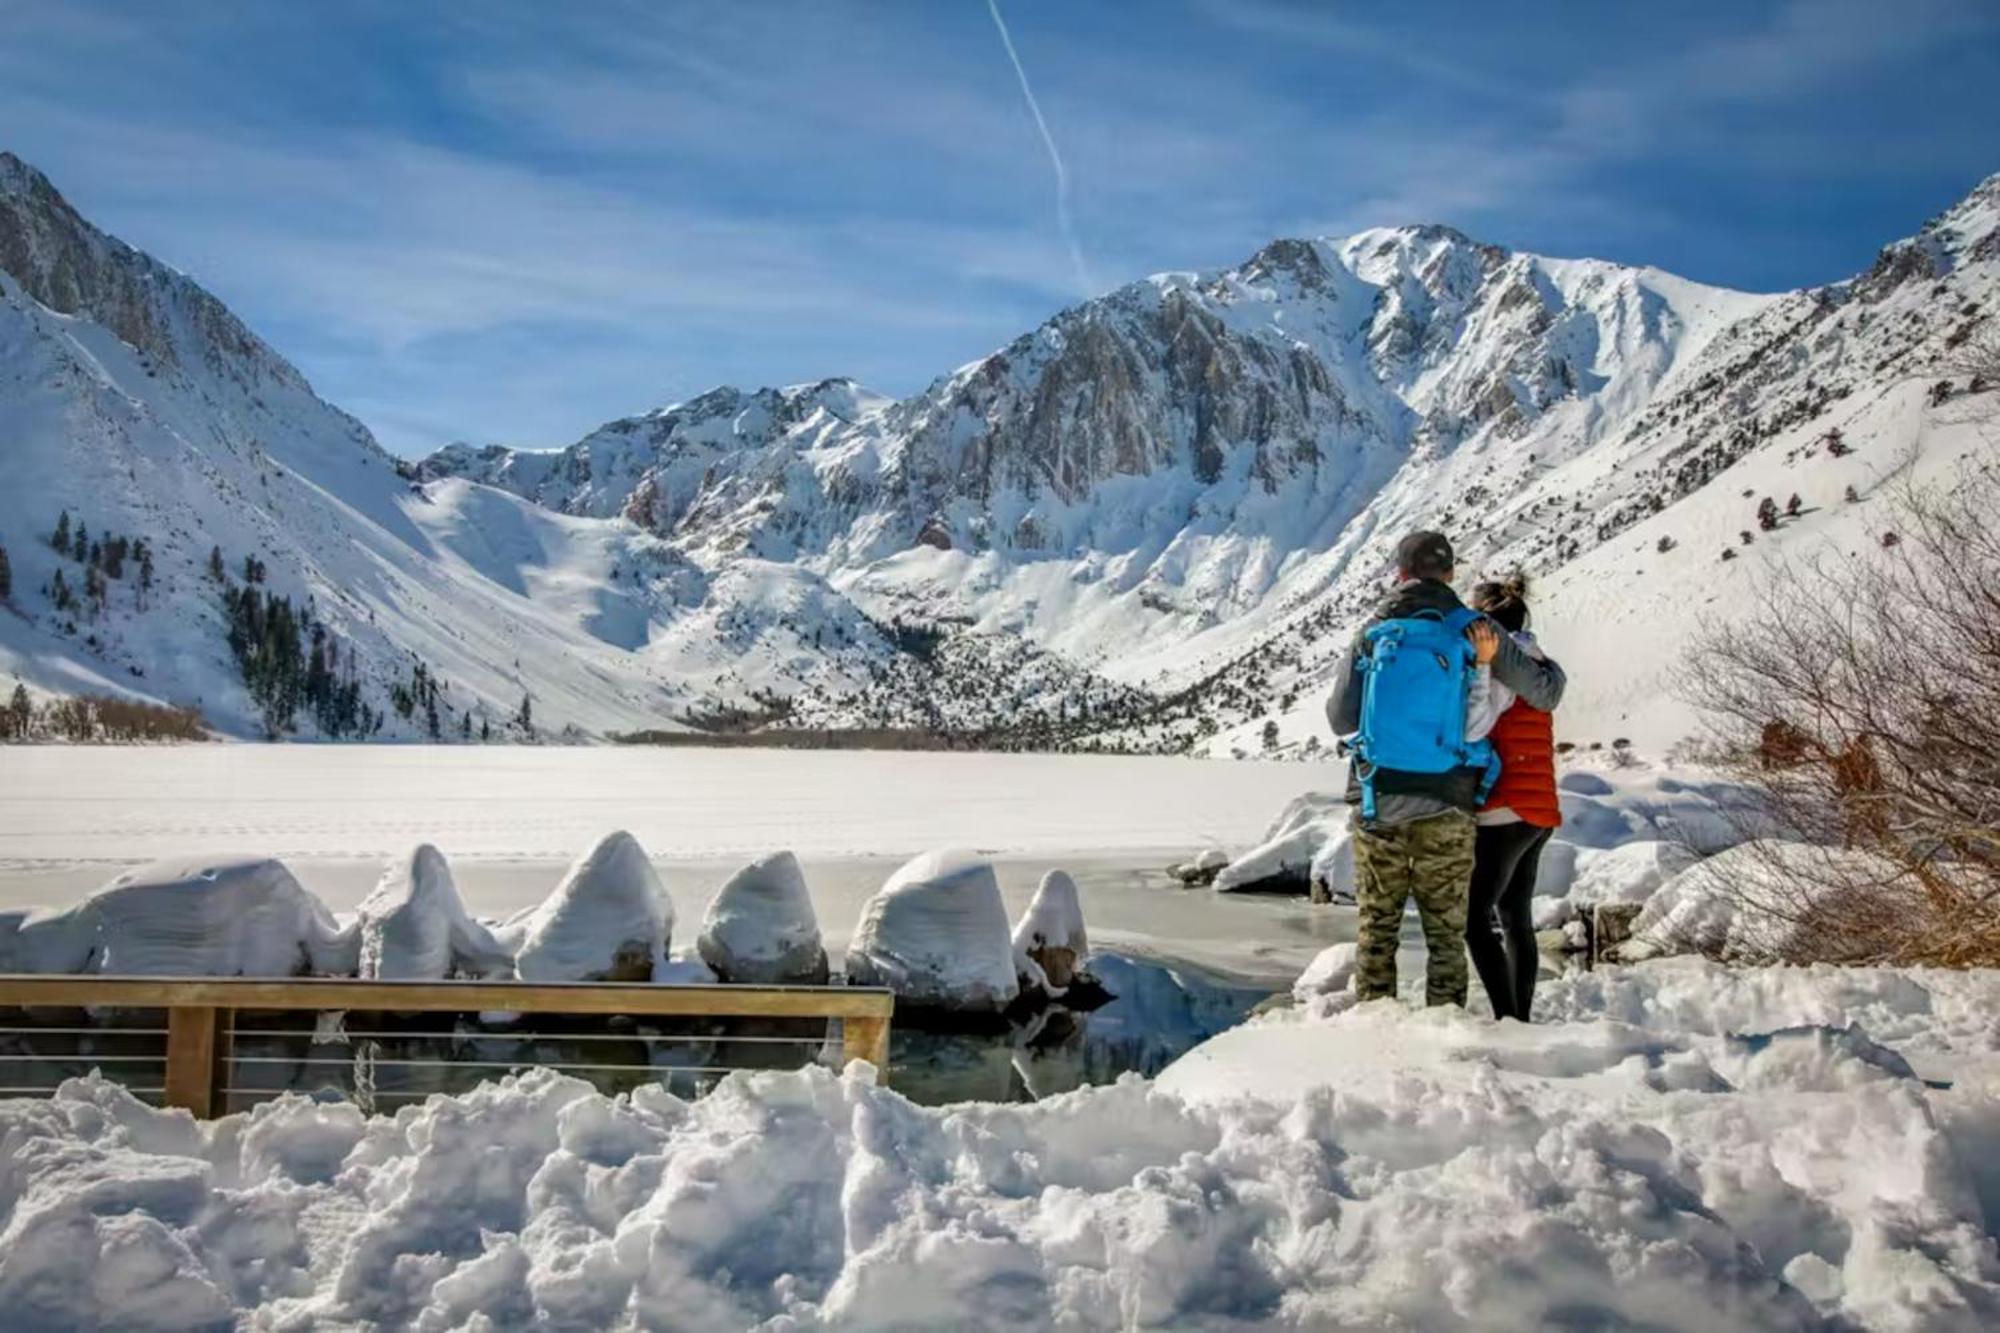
[
  {"x1": 1166, "y1": 847, "x2": 1229, "y2": 886},
  {"x1": 846, "y1": 850, "x2": 1018, "y2": 1013},
  {"x1": 1214, "y1": 792, "x2": 1344, "y2": 893},
  {"x1": 1625, "y1": 839, "x2": 1895, "y2": 962},
  {"x1": 503, "y1": 832, "x2": 673, "y2": 982},
  {"x1": 356, "y1": 845, "x2": 512, "y2": 981},
  {"x1": 0, "y1": 906, "x2": 96, "y2": 974},
  {"x1": 1011, "y1": 869, "x2": 1089, "y2": 990},
  {"x1": 696, "y1": 851, "x2": 828, "y2": 984},
  {"x1": 74, "y1": 856, "x2": 356, "y2": 976}
]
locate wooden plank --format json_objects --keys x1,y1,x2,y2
[
  {"x1": 164, "y1": 1006, "x2": 217, "y2": 1117},
  {"x1": 842, "y1": 1014, "x2": 892, "y2": 1078},
  {"x1": 0, "y1": 975, "x2": 895, "y2": 1020}
]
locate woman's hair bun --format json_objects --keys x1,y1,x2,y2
[{"x1": 1498, "y1": 570, "x2": 1531, "y2": 601}]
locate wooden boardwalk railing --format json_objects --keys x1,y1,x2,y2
[{"x1": 0, "y1": 975, "x2": 894, "y2": 1117}]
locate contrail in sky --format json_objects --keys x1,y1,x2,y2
[{"x1": 986, "y1": 0, "x2": 1094, "y2": 296}]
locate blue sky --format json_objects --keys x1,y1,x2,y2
[{"x1": 5, "y1": 0, "x2": 1998, "y2": 456}]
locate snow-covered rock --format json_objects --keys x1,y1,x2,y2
[
  {"x1": 1011, "y1": 869, "x2": 1089, "y2": 990},
  {"x1": 0, "y1": 906, "x2": 96, "y2": 974},
  {"x1": 845, "y1": 850, "x2": 1018, "y2": 1012},
  {"x1": 355, "y1": 844, "x2": 511, "y2": 981},
  {"x1": 71, "y1": 855, "x2": 356, "y2": 976},
  {"x1": 1214, "y1": 791, "x2": 1343, "y2": 893},
  {"x1": 1624, "y1": 839, "x2": 1897, "y2": 962},
  {"x1": 695, "y1": 851, "x2": 827, "y2": 984},
  {"x1": 502, "y1": 832, "x2": 673, "y2": 982}
]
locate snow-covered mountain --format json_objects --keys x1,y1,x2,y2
[{"x1": 4, "y1": 147, "x2": 1996, "y2": 748}]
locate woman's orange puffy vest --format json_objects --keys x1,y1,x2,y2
[{"x1": 1482, "y1": 698, "x2": 1563, "y2": 827}]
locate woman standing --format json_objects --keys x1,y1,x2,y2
[{"x1": 1464, "y1": 575, "x2": 1563, "y2": 1021}]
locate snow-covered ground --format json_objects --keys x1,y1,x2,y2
[{"x1": 1, "y1": 954, "x2": 1993, "y2": 1330}]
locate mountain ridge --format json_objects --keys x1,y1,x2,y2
[{"x1": 2, "y1": 150, "x2": 1995, "y2": 751}]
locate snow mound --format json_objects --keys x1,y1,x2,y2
[
  {"x1": 355, "y1": 844, "x2": 511, "y2": 980},
  {"x1": 70, "y1": 855, "x2": 355, "y2": 976},
  {"x1": 1626, "y1": 839, "x2": 1896, "y2": 962},
  {"x1": 695, "y1": 850, "x2": 828, "y2": 984},
  {"x1": 5, "y1": 954, "x2": 1997, "y2": 1329},
  {"x1": 1291, "y1": 942, "x2": 1358, "y2": 1005},
  {"x1": 1568, "y1": 838, "x2": 1700, "y2": 910},
  {"x1": 1213, "y1": 791, "x2": 1342, "y2": 892},
  {"x1": 845, "y1": 850, "x2": 1018, "y2": 1011},
  {"x1": 502, "y1": 832, "x2": 673, "y2": 982},
  {"x1": 1011, "y1": 869, "x2": 1089, "y2": 989}
]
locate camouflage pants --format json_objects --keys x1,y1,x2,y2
[{"x1": 1352, "y1": 810, "x2": 1476, "y2": 1006}]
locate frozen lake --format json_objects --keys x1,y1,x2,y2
[{"x1": 0, "y1": 746, "x2": 1350, "y2": 985}]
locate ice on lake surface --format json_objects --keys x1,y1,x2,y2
[{"x1": 0, "y1": 745, "x2": 1337, "y2": 866}]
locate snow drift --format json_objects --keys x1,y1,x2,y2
[
  {"x1": 501, "y1": 832, "x2": 674, "y2": 982},
  {"x1": 354, "y1": 844, "x2": 512, "y2": 981},
  {"x1": 695, "y1": 850, "x2": 827, "y2": 984},
  {"x1": 845, "y1": 850, "x2": 1019, "y2": 1012},
  {"x1": 2, "y1": 955, "x2": 1996, "y2": 1329}
]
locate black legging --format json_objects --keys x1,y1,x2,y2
[{"x1": 1466, "y1": 821, "x2": 1553, "y2": 1021}]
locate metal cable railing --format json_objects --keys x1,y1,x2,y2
[{"x1": 0, "y1": 975, "x2": 895, "y2": 1116}]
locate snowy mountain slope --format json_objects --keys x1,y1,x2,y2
[
  {"x1": 0, "y1": 152, "x2": 708, "y2": 737},
  {"x1": 1224, "y1": 172, "x2": 2000, "y2": 757},
  {"x1": 426, "y1": 216, "x2": 1804, "y2": 739},
  {"x1": 4, "y1": 143, "x2": 1995, "y2": 748}
]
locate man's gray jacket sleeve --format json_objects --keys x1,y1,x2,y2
[
  {"x1": 1489, "y1": 625, "x2": 1565, "y2": 712},
  {"x1": 1325, "y1": 633, "x2": 1365, "y2": 738}
]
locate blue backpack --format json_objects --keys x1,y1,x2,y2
[{"x1": 1354, "y1": 606, "x2": 1501, "y2": 820}]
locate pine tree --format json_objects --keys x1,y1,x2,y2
[
  {"x1": 516, "y1": 692, "x2": 533, "y2": 733},
  {"x1": 50, "y1": 568, "x2": 73, "y2": 611},
  {"x1": 460, "y1": 710, "x2": 472, "y2": 740},
  {"x1": 208, "y1": 546, "x2": 226, "y2": 583},
  {"x1": 480, "y1": 716, "x2": 491, "y2": 742},
  {"x1": 138, "y1": 546, "x2": 154, "y2": 607},
  {"x1": 0, "y1": 541, "x2": 10, "y2": 602},
  {"x1": 74, "y1": 521, "x2": 88, "y2": 557},
  {"x1": 52, "y1": 511, "x2": 70, "y2": 556},
  {"x1": 4, "y1": 684, "x2": 28, "y2": 740}
]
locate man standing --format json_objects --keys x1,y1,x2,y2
[{"x1": 1326, "y1": 531, "x2": 1566, "y2": 1006}]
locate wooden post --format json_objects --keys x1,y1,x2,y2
[
  {"x1": 164, "y1": 1006, "x2": 219, "y2": 1117},
  {"x1": 843, "y1": 1014, "x2": 891, "y2": 1081}
]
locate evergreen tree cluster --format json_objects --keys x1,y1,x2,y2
[
  {"x1": 43, "y1": 510, "x2": 156, "y2": 619},
  {"x1": 222, "y1": 581, "x2": 377, "y2": 738}
]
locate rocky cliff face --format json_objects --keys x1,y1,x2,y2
[{"x1": 426, "y1": 219, "x2": 1759, "y2": 579}]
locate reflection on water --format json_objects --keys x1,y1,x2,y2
[
  {"x1": 0, "y1": 955, "x2": 1273, "y2": 1111},
  {"x1": 890, "y1": 954, "x2": 1272, "y2": 1104}
]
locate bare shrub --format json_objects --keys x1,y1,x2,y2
[
  {"x1": 1682, "y1": 464, "x2": 2000, "y2": 966},
  {"x1": 2, "y1": 692, "x2": 211, "y2": 744}
]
